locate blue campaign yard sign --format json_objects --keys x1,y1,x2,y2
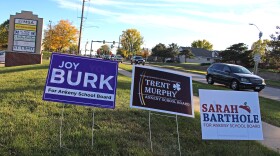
[{"x1": 42, "y1": 53, "x2": 118, "y2": 109}]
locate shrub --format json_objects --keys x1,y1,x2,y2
[{"x1": 42, "y1": 51, "x2": 52, "y2": 59}]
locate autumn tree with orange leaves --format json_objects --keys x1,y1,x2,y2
[{"x1": 43, "y1": 20, "x2": 78, "y2": 52}]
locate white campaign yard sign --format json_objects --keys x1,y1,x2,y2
[{"x1": 199, "y1": 89, "x2": 263, "y2": 140}]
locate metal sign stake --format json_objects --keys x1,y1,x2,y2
[
  {"x1": 92, "y1": 108, "x2": 95, "y2": 147},
  {"x1": 149, "y1": 111, "x2": 153, "y2": 152},
  {"x1": 176, "y1": 115, "x2": 182, "y2": 156},
  {"x1": 60, "y1": 104, "x2": 66, "y2": 148}
]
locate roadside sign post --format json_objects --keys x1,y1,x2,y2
[
  {"x1": 148, "y1": 111, "x2": 182, "y2": 154},
  {"x1": 253, "y1": 53, "x2": 261, "y2": 75},
  {"x1": 92, "y1": 108, "x2": 95, "y2": 147},
  {"x1": 43, "y1": 53, "x2": 118, "y2": 148},
  {"x1": 59, "y1": 104, "x2": 65, "y2": 148},
  {"x1": 148, "y1": 111, "x2": 153, "y2": 152},
  {"x1": 130, "y1": 65, "x2": 193, "y2": 154}
]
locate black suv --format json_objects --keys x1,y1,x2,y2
[
  {"x1": 131, "y1": 56, "x2": 145, "y2": 65},
  {"x1": 206, "y1": 63, "x2": 266, "y2": 92}
]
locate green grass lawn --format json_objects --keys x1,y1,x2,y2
[
  {"x1": 0, "y1": 61, "x2": 279, "y2": 155},
  {"x1": 119, "y1": 63, "x2": 133, "y2": 72},
  {"x1": 266, "y1": 80, "x2": 280, "y2": 88}
]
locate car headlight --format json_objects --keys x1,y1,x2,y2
[
  {"x1": 262, "y1": 79, "x2": 266, "y2": 84},
  {"x1": 240, "y1": 78, "x2": 250, "y2": 83}
]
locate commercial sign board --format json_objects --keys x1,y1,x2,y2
[
  {"x1": 13, "y1": 18, "x2": 37, "y2": 53},
  {"x1": 43, "y1": 53, "x2": 118, "y2": 109},
  {"x1": 199, "y1": 89, "x2": 263, "y2": 140},
  {"x1": 130, "y1": 65, "x2": 194, "y2": 117}
]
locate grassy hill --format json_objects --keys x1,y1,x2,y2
[{"x1": 0, "y1": 61, "x2": 278, "y2": 155}]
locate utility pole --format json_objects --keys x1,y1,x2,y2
[
  {"x1": 48, "y1": 20, "x2": 52, "y2": 52},
  {"x1": 77, "y1": 0, "x2": 86, "y2": 55}
]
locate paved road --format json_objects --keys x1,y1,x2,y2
[
  {"x1": 148, "y1": 65, "x2": 280, "y2": 102},
  {"x1": 118, "y1": 68, "x2": 280, "y2": 153}
]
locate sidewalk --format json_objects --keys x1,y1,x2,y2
[{"x1": 118, "y1": 68, "x2": 280, "y2": 153}]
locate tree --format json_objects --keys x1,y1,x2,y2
[
  {"x1": 69, "y1": 44, "x2": 78, "y2": 55},
  {"x1": 251, "y1": 39, "x2": 270, "y2": 56},
  {"x1": 117, "y1": 48, "x2": 128, "y2": 58},
  {"x1": 99, "y1": 44, "x2": 111, "y2": 55},
  {"x1": 0, "y1": 20, "x2": 9, "y2": 50},
  {"x1": 267, "y1": 26, "x2": 280, "y2": 68},
  {"x1": 120, "y1": 29, "x2": 143, "y2": 57},
  {"x1": 220, "y1": 43, "x2": 248, "y2": 64},
  {"x1": 168, "y1": 43, "x2": 180, "y2": 58},
  {"x1": 152, "y1": 43, "x2": 167, "y2": 62},
  {"x1": 239, "y1": 50, "x2": 254, "y2": 67},
  {"x1": 191, "y1": 39, "x2": 213, "y2": 50},
  {"x1": 43, "y1": 20, "x2": 78, "y2": 52},
  {"x1": 179, "y1": 48, "x2": 194, "y2": 63},
  {"x1": 251, "y1": 39, "x2": 270, "y2": 66},
  {"x1": 151, "y1": 43, "x2": 179, "y2": 62},
  {"x1": 142, "y1": 48, "x2": 150, "y2": 59},
  {"x1": 96, "y1": 49, "x2": 102, "y2": 56}
]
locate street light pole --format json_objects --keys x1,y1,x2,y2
[
  {"x1": 118, "y1": 35, "x2": 121, "y2": 49},
  {"x1": 85, "y1": 41, "x2": 88, "y2": 56},
  {"x1": 118, "y1": 31, "x2": 125, "y2": 49},
  {"x1": 48, "y1": 20, "x2": 52, "y2": 52},
  {"x1": 249, "y1": 23, "x2": 263, "y2": 75}
]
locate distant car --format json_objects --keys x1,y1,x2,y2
[
  {"x1": 131, "y1": 56, "x2": 145, "y2": 65},
  {"x1": 0, "y1": 51, "x2": 5, "y2": 62},
  {"x1": 206, "y1": 63, "x2": 266, "y2": 92},
  {"x1": 103, "y1": 55, "x2": 111, "y2": 60},
  {"x1": 112, "y1": 55, "x2": 123, "y2": 63}
]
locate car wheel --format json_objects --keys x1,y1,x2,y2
[
  {"x1": 231, "y1": 80, "x2": 239, "y2": 90},
  {"x1": 207, "y1": 76, "x2": 214, "y2": 85},
  {"x1": 142, "y1": 63, "x2": 145, "y2": 65},
  {"x1": 254, "y1": 89, "x2": 262, "y2": 92}
]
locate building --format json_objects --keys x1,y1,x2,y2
[{"x1": 178, "y1": 47, "x2": 220, "y2": 63}]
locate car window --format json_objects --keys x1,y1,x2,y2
[
  {"x1": 230, "y1": 66, "x2": 251, "y2": 74},
  {"x1": 135, "y1": 56, "x2": 142, "y2": 59},
  {"x1": 212, "y1": 64, "x2": 223, "y2": 71},
  {"x1": 223, "y1": 66, "x2": 231, "y2": 72}
]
